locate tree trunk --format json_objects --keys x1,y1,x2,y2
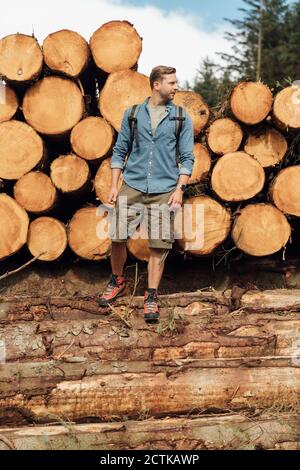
[
  {"x1": 71, "y1": 116, "x2": 115, "y2": 162},
  {"x1": 43, "y1": 29, "x2": 89, "y2": 78},
  {"x1": 232, "y1": 203, "x2": 291, "y2": 256},
  {"x1": 0, "y1": 33, "x2": 43, "y2": 84},
  {"x1": 207, "y1": 118, "x2": 243, "y2": 155},
  {"x1": 230, "y1": 82, "x2": 272, "y2": 125},
  {"x1": 269, "y1": 166, "x2": 300, "y2": 216},
  {"x1": 273, "y1": 85, "x2": 300, "y2": 132},
  {"x1": 187, "y1": 143, "x2": 211, "y2": 184},
  {"x1": 0, "y1": 120, "x2": 45, "y2": 180},
  {"x1": 94, "y1": 157, "x2": 123, "y2": 204},
  {"x1": 176, "y1": 195, "x2": 231, "y2": 255},
  {"x1": 244, "y1": 127, "x2": 287, "y2": 168},
  {"x1": 211, "y1": 151, "x2": 265, "y2": 201},
  {"x1": 0, "y1": 194, "x2": 29, "y2": 260},
  {"x1": 13, "y1": 171, "x2": 57, "y2": 214},
  {"x1": 22, "y1": 76, "x2": 85, "y2": 137},
  {"x1": 0, "y1": 83, "x2": 18, "y2": 122},
  {"x1": 90, "y1": 21, "x2": 142, "y2": 74},
  {"x1": 27, "y1": 217, "x2": 67, "y2": 261},
  {"x1": 68, "y1": 206, "x2": 111, "y2": 261},
  {"x1": 173, "y1": 91, "x2": 210, "y2": 136},
  {"x1": 98, "y1": 70, "x2": 151, "y2": 132},
  {"x1": 50, "y1": 154, "x2": 90, "y2": 195}
]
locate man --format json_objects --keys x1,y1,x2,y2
[{"x1": 97, "y1": 65, "x2": 195, "y2": 323}]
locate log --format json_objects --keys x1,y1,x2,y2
[
  {"x1": 244, "y1": 127, "x2": 288, "y2": 168},
  {"x1": 187, "y1": 143, "x2": 211, "y2": 184},
  {"x1": 70, "y1": 116, "x2": 115, "y2": 162},
  {"x1": 94, "y1": 157, "x2": 123, "y2": 204},
  {"x1": 211, "y1": 151, "x2": 265, "y2": 202},
  {"x1": 176, "y1": 195, "x2": 231, "y2": 255},
  {"x1": 0, "y1": 33, "x2": 43, "y2": 83},
  {"x1": 0, "y1": 120, "x2": 44, "y2": 180},
  {"x1": 0, "y1": 360, "x2": 298, "y2": 424},
  {"x1": 0, "y1": 194, "x2": 29, "y2": 260},
  {"x1": 27, "y1": 217, "x2": 67, "y2": 262},
  {"x1": 90, "y1": 21, "x2": 142, "y2": 73},
  {"x1": 22, "y1": 76, "x2": 85, "y2": 136},
  {"x1": 68, "y1": 206, "x2": 111, "y2": 260},
  {"x1": 232, "y1": 203, "x2": 291, "y2": 256},
  {"x1": 269, "y1": 166, "x2": 300, "y2": 216},
  {"x1": 207, "y1": 118, "x2": 243, "y2": 155},
  {"x1": 99, "y1": 70, "x2": 151, "y2": 132},
  {"x1": 230, "y1": 82, "x2": 273, "y2": 125},
  {"x1": 173, "y1": 91, "x2": 210, "y2": 136},
  {"x1": 43, "y1": 29, "x2": 89, "y2": 78},
  {"x1": 273, "y1": 85, "x2": 300, "y2": 132},
  {"x1": 50, "y1": 154, "x2": 90, "y2": 194},
  {"x1": 0, "y1": 82, "x2": 18, "y2": 122},
  {"x1": 126, "y1": 221, "x2": 151, "y2": 262},
  {"x1": 13, "y1": 171, "x2": 57, "y2": 214},
  {"x1": 0, "y1": 413, "x2": 299, "y2": 450}
]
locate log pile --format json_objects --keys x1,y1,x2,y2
[
  {"x1": 0, "y1": 29, "x2": 299, "y2": 264},
  {"x1": 0, "y1": 22, "x2": 300, "y2": 450}
]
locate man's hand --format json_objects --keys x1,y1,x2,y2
[
  {"x1": 168, "y1": 188, "x2": 183, "y2": 210},
  {"x1": 108, "y1": 185, "x2": 119, "y2": 204}
]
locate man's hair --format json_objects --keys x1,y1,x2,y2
[{"x1": 149, "y1": 65, "x2": 176, "y2": 89}]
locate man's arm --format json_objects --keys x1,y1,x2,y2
[
  {"x1": 178, "y1": 112, "x2": 195, "y2": 176},
  {"x1": 110, "y1": 108, "x2": 131, "y2": 171}
]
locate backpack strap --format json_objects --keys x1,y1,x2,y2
[
  {"x1": 128, "y1": 104, "x2": 140, "y2": 154},
  {"x1": 170, "y1": 106, "x2": 186, "y2": 167}
]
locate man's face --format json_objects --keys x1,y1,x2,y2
[{"x1": 154, "y1": 73, "x2": 178, "y2": 100}]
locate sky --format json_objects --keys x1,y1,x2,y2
[{"x1": 0, "y1": 0, "x2": 297, "y2": 86}]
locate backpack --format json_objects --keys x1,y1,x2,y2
[{"x1": 126, "y1": 104, "x2": 186, "y2": 168}]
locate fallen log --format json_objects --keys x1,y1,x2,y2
[
  {"x1": 244, "y1": 127, "x2": 287, "y2": 168},
  {"x1": 187, "y1": 143, "x2": 211, "y2": 184},
  {"x1": 13, "y1": 171, "x2": 57, "y2": 214},
  {"x1": 0, "y1": 413, "x2": 299, "y2": 450},
  {"x1": 0, "y1": 194, "x2": 29, "y2": 260},
  {"x1": 273, "y1": 85, "x2": 300, "y2": 132},
  {"x1": 0, "y1": 82, "x2": 18, "y2": 122},
  {"x1": 27, "y1": 217, "x2": 67, "y2": 262},
  {"x1": 50, "y1": 154, "x2": 90, "y2": 195},
  {"x1": 230, "y1": 81, "x2": 272, "y2": 125},
  {"x1": 173, "y1": 91, "x2": 210, "y2": 136},
  {"x1": 269, "y1": 166, "x2": 300, "y2": 216},
  {"x1": 207, "y1": 118, "x2": 243, "y2": 155}
]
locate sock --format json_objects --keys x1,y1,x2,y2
[
  {"x1": 147, "y1": 288, "x2": 157, "y2": 294},
  {"x1": 112, "y1": 273, "x2": 125, "y2": 284}
]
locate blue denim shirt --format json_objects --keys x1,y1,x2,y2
[{"x1": 110, "y1": 97, "x2": 195, "y2": 193}]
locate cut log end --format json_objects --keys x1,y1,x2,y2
[
  {"x1": 90, "y1": 20, "x2": 142, "y2": 74},
  {"x1": 0, "y1": 194, "x2": 29, "y2": 260},
  {"x1": 211, "y1": 151, "x2": 265, "y2": 202},
  {"x1": 0, "y1": 82, "x2": 18, "y2": 122},
  {"x1": 269, "y1": 166, "x2": 300, "y2": 216},
  {"x1": 207, "y1": 118, "x2": 243, "y2": 155},
  {"x1": 13, "y1": 171, "x2": 57, "y2": 214},
  {"x1": 273, "y1": 85, "x2": 300, "y2": 132},
  {"x1": 0, "y1": 33, "x2": 43, "y2": 82},
  {"x1": 23, "y1": 76, "x2": 84, "y2": 136},
  {"x1": 188, "y1": 143, "x2": 211, "y2": 184},
  {"x1": 43, "y1": 29, "x2": 89, "y2": 78},
  {"x1": 244, "y1": 127, "x2": 287, "y2": 168},
  {"x1": 230, "y1": 82, "x2": 273, "y2": 125},
  {"x1": 94, "y1": 157, "x2": 123, "y2": 204},
  {"x1": 232, "y1": 203, "x2": 291, "y2": 256},
  {"x1": 27, "y1": 217, "x2": 67, "y2": 261},
  {"x1": 68, "y1": 206, "x2": 111, "y2": 260},
  {"x1": 0, "y1": 120, "x2": 44, "y2": 180},
  {"x1": 173, "y1": 91, "x2": 210, "y2": 136},
  {"x1": 71, "y1": 116, "x2": 115, "y2": 161},
  {"x1": 50, "y1": 154, "x2": 90, "y2": 193},
  {"x1": 176, "y1": 195, "x2": 231, "y2": 255},
  {"x1": 99, "y1": 70, "x2": 151, "y2": 132}
]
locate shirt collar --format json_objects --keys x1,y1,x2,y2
[{"x1": 143, "y1": 96, "x2": 174, "y2": 111}]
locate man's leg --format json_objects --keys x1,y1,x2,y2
[
  {"x1": 147, "y1": 247, "x2": 167, "y2": 290},
  {"x1": 111, "y1": 241, "x2": 127, "y2": 276}
]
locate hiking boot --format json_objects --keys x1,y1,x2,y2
[
  {"x1": 144, "y1": 288, "x2": 160, "y2": 323},
  {"x1": 96, "y1": 274, "x2": 126, "y2": 307}
]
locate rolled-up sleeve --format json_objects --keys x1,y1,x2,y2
[
  {"x1": 178, "y1": 112, "x2": 195, "y2": 176},
  {"x1": 111, "y1": 108, "x2": 131, "y2": 170}
]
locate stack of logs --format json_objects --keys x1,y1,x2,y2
[
  {"x1": 0, "y1": 22, "x2": 300, "y2": 265},
  {"x1": 0, "y1": 21, "x2": 300, "y2": 451}
]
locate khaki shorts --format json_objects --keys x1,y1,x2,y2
[{"x1": 109, "y1": 181, "x2": 175, "y2": 249}]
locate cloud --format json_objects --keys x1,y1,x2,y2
[{"x1": 1, "y1": 0, "x2": 232, "y2": 85}]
